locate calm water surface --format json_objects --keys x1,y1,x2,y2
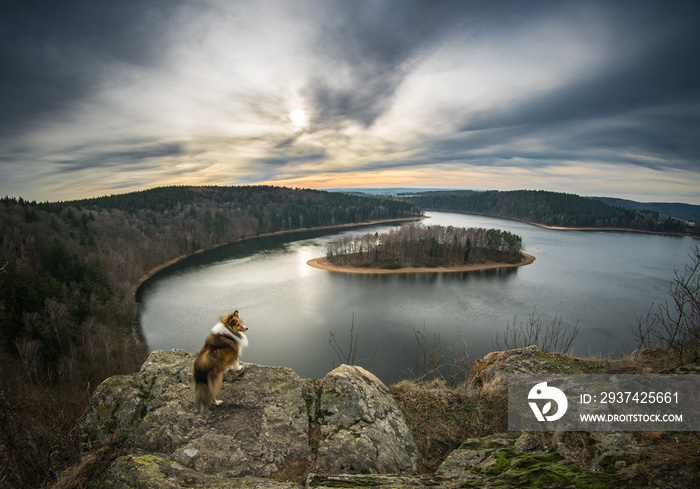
[{"x1": 137, "y1": 212, "x2": 696, "y2": 384}]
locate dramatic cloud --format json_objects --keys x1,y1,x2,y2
[{"x1": 1, "y1": 0, "x2": 699, "y2": 203}]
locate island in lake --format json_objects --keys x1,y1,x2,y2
[{"x1": 307, "y1": 224, "x2": 535, "y2": 274}]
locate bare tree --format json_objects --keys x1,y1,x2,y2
[
  {"x1": 44, "y1": 298, "x2": 71, "y2": 358},
  {"x1": 405, "y1": 323, "x2": 443, "y2": 382},
  {"x1": 95, "y1": 323, "x2": 117, "y2": 373},
  {"x1": 81, "y1": 318, "x2": 99, "y2": 365},
  {"x1": 14, "y1": 336, "x2": 42, "y2": 382},
  {"x1": 634, "y1": 245, "x2": 700, "y2": 362},
  {"x1": 328, "y1": 312, "x2": 378, "y2": 369},
  {"x1": 329, "y1": 312, "x2": 359, "y2": 366},
  {"x1": 492, "y1": 308, "x2": 579, "y2": 354},
  {"x1": 405, "y1": 323, "x2": 472, "y2": 386}
]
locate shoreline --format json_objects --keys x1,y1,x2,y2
[
  {"x1": 306, "y1": 252, "x2": 536, "y2": 275},
  {"x1": 423, "y1": 209, "x2": 697, "y2": 237},
  {"x1": 133, "y1": 215, "x2": 427, "y2": 295},
  {"x1": 528, "y1": 222, "x2": 694, "y2": 235}
]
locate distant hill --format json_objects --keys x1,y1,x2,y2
[
  {"x1": 400, "y1": 189, "x2": 696, "y2": 235},
  {"x1": 33, "y1": 185, "x2": 423, "y2": 235},
  {"x1": 591, "y1": 197, "x2": 700, "y2": 223},
  {"x1": 329, "y1": 187, "x2": 466, "y2": 196}
]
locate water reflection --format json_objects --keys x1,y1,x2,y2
[{"x1": 138, "y1": 212, "x2": 695, "y2": 384}]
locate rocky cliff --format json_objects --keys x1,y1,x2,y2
[
  {"x1": 81, "y1": 350, "x2": 419, "y2": 487},
  {"x1": 79, "y1": 347, "x2": 699, "y2": 488}
]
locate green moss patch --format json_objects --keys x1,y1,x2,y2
[{"x1": 467, "y1": 448, "x2": 621, "y2": 488}]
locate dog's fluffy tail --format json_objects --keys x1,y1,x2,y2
[
  {"x1": 193, "y1": 357, "x2": 215, "y2": 414},
  {"x1": 194, "y1": 379, "x2": 214, "y2": 415}
]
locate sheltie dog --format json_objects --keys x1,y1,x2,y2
[{"x1": 193, "y1": 310, "x2": 249, "y2": 414}]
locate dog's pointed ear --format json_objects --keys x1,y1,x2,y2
[{"x1": 233, "y1": 310, "x2": 239, "y2": 317}]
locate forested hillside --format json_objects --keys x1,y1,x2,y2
[
  {"x1": 0, "y1": 185, "x2": 420, "y2": 487},
  {"x1": 592, "y1": 197, "x2": 700, "y2": 223},
  {"x1": 401, "y1": 190, "x2": 696, "y2": 234}
]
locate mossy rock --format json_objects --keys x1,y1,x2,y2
[{"x1": 436, "y1": 434, "x2": 623, "y2": 488}]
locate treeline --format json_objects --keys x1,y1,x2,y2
[
  {"x1": 36, "y1": 185, "x2": 420, "y2": 233},
  {"x1": 326, "y1": 224, "x2": 524, "y2": 269},
  {"x1": 0, "y1": 185, "x2": 420, "y2": 487},
  {"x1": 401, "y1": 190, "x2": 697, "y2": 234}
]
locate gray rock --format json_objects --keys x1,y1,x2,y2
[
  {"x1": 466, "y1": 345, "x2": 550, "y2": 396},
  {"x1": 80, "y1": 374, "x2": 147, "y2": 453},
  {"x1": 315, "y1": 364, "x2": 419, "y2": 474},
  {"x1": 102, "y1": 454, "x2": 302, "y2": 489},
  {"x1": 309, "y1": 432, "x2": 627, "y2": 487},
  {"x1": 465, "y1": 345, "x2": 609, "y2": 396},
  {"x1": 513, "y1": 432, "x2": 542, "y2": 453},
  {"x1": 82, "y1": 351, "x2": 310, "y2": 480},
  {"x1": 81, "y1": 352, "x2": 419, "y2": 487},
  {"x1": 305, "y1": 473, "x2": 433, "y2": 487}
]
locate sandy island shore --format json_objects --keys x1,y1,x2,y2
[{"x1": 306, "y1": 252, "x2": 535, "y2": 275}]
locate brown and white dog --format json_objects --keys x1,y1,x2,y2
[{"x1": 193, "y1": 310, "x2": 249, "y2": 414}]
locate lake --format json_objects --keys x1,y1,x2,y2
[{"x1": 137, "y1": 211, "x2": 697, "y2": 384}]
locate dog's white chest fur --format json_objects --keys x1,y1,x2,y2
[{"x1": 211, "y1": 321, "x2": 249, "y2": 349}]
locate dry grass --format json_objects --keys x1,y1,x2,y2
[
  {"x1": 390, "y1": 378, "x2": 508, "y2": 473},
  {"x1": 269, "y1": 458, "x2": 313, "y2": 484},
  {"x1": 51, "y1": 443, "x2": 120, "y2": 489},
  {"x1": 600, "y1": 347, "x2": 683, "y2": 373},
  {"x1": 626, "y1": 432, "x2": 700, "y2": 486}
]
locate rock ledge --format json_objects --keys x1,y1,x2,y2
[{"x1": 81, "y1": 350, "x2": 418, "y2": 487}]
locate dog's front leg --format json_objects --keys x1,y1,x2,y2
[{"x1": 228, "y1": 361, "x2": 243, "y2": 371}]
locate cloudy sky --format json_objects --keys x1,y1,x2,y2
[{"x1": 1, "y1": 0, "x2": 699, "y2": 203}]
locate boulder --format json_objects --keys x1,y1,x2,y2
[
  {"x1": 314, "y1": 365, "x2": 419, "y2": 474},
  {"x1": 466, "y1": 345, "x2": 608, "y2": 396}
]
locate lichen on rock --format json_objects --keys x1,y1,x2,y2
[{"x1": 314, "y1": 364, "x2": 420, "y2": 474}]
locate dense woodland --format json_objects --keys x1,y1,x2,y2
[
  {"x1": 0, "y1": 185, "x2": 420, "y2": 487},
  {"x1": 401, "y1": 190, "x2": 698, "y2": 235},
  {"x1": 326, "y1": 224, "x2": 524, "y2": 269}
]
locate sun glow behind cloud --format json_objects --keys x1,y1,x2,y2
[{"x1": 289, "y1": 108, "x2": 309, "y2": 131}]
